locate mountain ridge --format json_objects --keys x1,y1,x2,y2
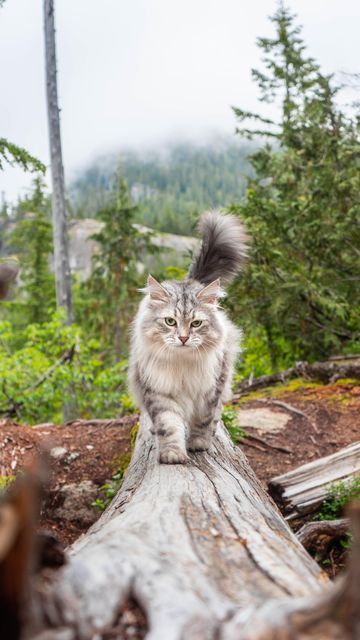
[{"x1": 69, "y1": 138, "x2": 254, "y2": 235}]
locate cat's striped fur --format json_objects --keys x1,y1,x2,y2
[{"x1": 129, "y1": 211, "x2": 249, "y2": 463}]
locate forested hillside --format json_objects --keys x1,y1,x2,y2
[{"x1": 69, "y1": 138, "x2": 253, "y2": 235}]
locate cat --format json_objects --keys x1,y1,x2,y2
[{"x1": 128, "y1": 210, "x2": 249, "y2": 464}]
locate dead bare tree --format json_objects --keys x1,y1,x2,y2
[{"x1": 43, "y1": 0, "x2": 73, "y2": 323}]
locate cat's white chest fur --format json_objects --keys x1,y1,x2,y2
[{"x1": 141, "y1": 347, "x2": 221, "y2": 423}]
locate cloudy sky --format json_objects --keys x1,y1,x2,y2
[{"x1": 1, "y1": 0, "x2": 359, "y2": 201}]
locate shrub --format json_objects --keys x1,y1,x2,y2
[
  {"x1": 317, "y1": 476, "x2": 360, "y2": 521},
  {"x1": 0, "y1": 312, "x2": 135, "y2": 424}
]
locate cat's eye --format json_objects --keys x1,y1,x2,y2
[
  {"x1": 191, "y1": 320, "x2": 202, "y2": 328},
  {"x1": 165, "y1": 317, "x2": 177, "y2": 326}
]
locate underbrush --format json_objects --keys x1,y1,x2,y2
[
  {"x1": 0, "y1": 312, "x2": 135, "y2": 424},
  {"x1": 307, "y1": 476, "x2": 360, "y2": 575},
  {"x1": 222, "y1": 405, "x2": 247, "y2": 443}
]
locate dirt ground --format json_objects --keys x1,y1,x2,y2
[
  {"x1": 233, "y1": 380, "x2": 360, "y2": 579},
  {"x1": 0, "y1": 415, "x2": 138, "y2": 545},
  {"x1": 235, "y1": 381, "x2": 360, "y2": 484}
]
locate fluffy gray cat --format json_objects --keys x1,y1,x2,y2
[{"x1": 129, "y1": 211, "x2": 248, "y2": 464}]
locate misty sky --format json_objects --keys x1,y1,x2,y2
[{"x1": 1, "y1": 0, "x2": 359, "y2": 202}]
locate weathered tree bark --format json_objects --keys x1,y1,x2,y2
[
  {"x1": 44, "y1": 0, "x2": 73, "y2": 323},
  {"x1": 21, "y1": 416, "x2": 359, "y2": 640},
  {"x1": 269, "y1": 442, "x2": 360, "y2": 517}
]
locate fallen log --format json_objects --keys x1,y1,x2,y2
[
  {"x1": 269, "y1": 441, "x2": 360, "y2": 517},
  {"x1": 234, "y1": 359, "x2": 360, "y2": 397},
  {"x1": 18, "y1": 415, "x2": 360, "y2": 640},
  {"x1": 328, "y1": 354, "x2": 360, "y2": 362}
]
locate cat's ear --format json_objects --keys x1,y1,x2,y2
[
  {"x1": 197, "y1": 278, "x2": 222, "y2": 304},
  {"x1": 147, "y1": 275, "x2": 169, "y2": 302}
]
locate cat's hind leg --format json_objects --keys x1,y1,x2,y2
[
  {"x1": 188, "y1": 417, "x2": 214, "y2": 452},
  {"x1": 188, "y1": 395, "x2": 222, "y2": 452}
]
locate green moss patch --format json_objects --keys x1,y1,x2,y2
[
  {"x1": 234, "y1": 378, "x2": 324, "y2": 404},
  {"x1": 0, "y1": 475, "x2": 15, "y2": 491}
]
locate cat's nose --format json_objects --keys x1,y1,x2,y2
[{"x1": 179, "y1": 335, "x2": 189, "y2": 345}]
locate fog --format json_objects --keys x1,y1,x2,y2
[{"x1": 1, "y1": 0, "x2": 359, "y2": 201}]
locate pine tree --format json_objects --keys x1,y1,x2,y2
[
  {"x1": 79, "y1": 173, "x2": 154, "y2": 361},
  {"x1": 9, "y1": 176, "x2": 56, "y2": 325},
  {"x1": 230, "y1": 3, "x2": 360, "y2": 366}
]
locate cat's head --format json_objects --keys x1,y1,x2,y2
[{"x1": 139, "y1": 275, "x2": 225, "y2": 352}]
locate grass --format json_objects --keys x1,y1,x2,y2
[
  {"x1": 313, "y1": 476, "x2": 360, "y2": 568},
  {"x1": 222, "y1": 405, "x2": 247, "y2": 443}
]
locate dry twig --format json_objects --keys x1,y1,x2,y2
[{"x1": 239, "y1": 429, "x2": 291, "y2": 454}]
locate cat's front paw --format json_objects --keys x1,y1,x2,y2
[
  {"x1": 159, "y1": 446, "x2": 189, "y2": 465},
  {"x1": 188, "y1": 436, "x2": 210, "y2": 452}
]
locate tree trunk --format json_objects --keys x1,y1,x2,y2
[
  {"x1": 269, "y1": 441, "x2": 360, "y2": 517},
  {"x1": 22, "y1": 415, "x2": 359, "y2": 640},
  {"x1": 264, "y1": 319, "x2": 278, "y2": 372},
  {"x1": 43, "y1": 0, "x2": 73, "y2": 323}
]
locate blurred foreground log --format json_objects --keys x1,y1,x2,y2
[
  {"x1": 8, "y1": 416, "x2": 356, "y2": 640},
  {"x1": 269, "y1": 441, "x2": 360, "y2": 517},
  {"x1": 0, "y1": 474, "x2": 40, "y2": 640}
]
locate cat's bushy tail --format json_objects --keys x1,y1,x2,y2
[{"x1": 188, "y1": 210, "x2": 249, "y2": 285}]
